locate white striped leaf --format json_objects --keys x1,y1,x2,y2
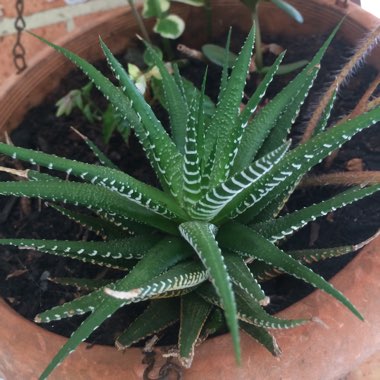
[
  {"x1": 313, "y1": 89, "x2": 337, "y2": 136},
  {"x1": 0, "y1": 235, "x2": 159, "y2": 266},
  {"x1": 223, "y1": 253, "x2": 268, "y2": 305},
  {"x1": 251, "y1": 234, "x2": 380, "y2": 281},
  {"x1": 218, "y1": 223, "x2": 363, "y2": 320},
  {"x1": 198, "y1": 283, "x2": 306, "y2": 329},
  {"x1": 234, "y1": 286, "x2": 306, "y2": 329},
  {"x1": 225, "y1": 106, "x2": 380, "y2": 222},
  {"x1": 218, "y1": 28, "x2": 232, "y2": 103},
  {"x1": 205, "y1": 27, "x2": 255, "y2": 187},
  {"x1": 39, "y1": 297, "x2": 123, "y2": 380},
  {"x1": 0, "y1": 143, "x2": 185, "y2": 220},
  {"x1": 35, "y1": 289, "x2": 104, "y2": 323},
  {"x1": 142, "y1": 40, "x2": 188, "y2": 154},
  {"x1": 233, "y1": 24, "x2": 340, "y2": 173},
  {"x1": 29, "y1": 33, "x2": 182, "y2": 199},
  {"x1": 183, "y1": 92, "x2": 202, "y2": 208},
  {"x1": 257, "y1": 67, "x2": 319, "y2": 157},
  {"x1": 100, "y1": 39, "x2": 184, "y2": 197},
  {"x1": 194, "y1": 141, "x2": 290, "y2": 221},
  {"x1": 253, "y1": 184, "x2": 380, "y2": 243},
  {"x1": 104, "y1": 261, "x2": 207, "y2": 301},
  {"x1": 237, "y1": 51, "x2": 285, "y2": 132},
  {"x1": 0, "y1": 180, "x2": 178, "y2": 234},
  {"x1": 50, "y1": 204, "x2": 129, "y2": 239},
  {"x1": 38, "y1": 236, "x2": 193, "y2": 379}
]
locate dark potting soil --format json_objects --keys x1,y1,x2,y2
[{"x1": 0, "y1": 29, "x2": 379, "y2": 348}]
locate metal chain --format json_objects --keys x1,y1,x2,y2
[{"x1": 13, "y1": 0, "x2": 27, "y2": 74}]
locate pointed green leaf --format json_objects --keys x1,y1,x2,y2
[
  {"x1": 0, "y1": 235, "x2": 159, "y2": 267},
  {"x1": 179, "y1": 292, "x2": 213, "y2": 367},
  {"x1": 183, "y1": 92, "x2": 202, "y2": 208},
  {"x1": 219, "y1": 28, "x2": 233, "y2": 102},
  {"x1": 233, "y1": 24, "x2": 340, "y2": 172},
  {"x1": 199, "y1": 307, "x2": 225, "y2": 340},
  {"x1": 198, "y1": 283, "x2": 306, "y2": 329},
  {"x1": 219, "y1": 223, "x2": 363, "y2": 320},
  {"x1": 71, "y1": 127, "x2": 118, "y2": 169},
  {"x1": 224, "y1": 253, "x2": 268, "y2": 305},
  {"x1": 38, "y1": 236, "x2": 192, "y2": 379},
  {"x1": 253, "y1": 184, "x2": 380, "y2": 243},
  {"x1": 50, "y1": 204, "x2": 128, "y2": 239},
  {"x1": 313, "y1": 89, "x2": 337, "y2": 136},
  {"x1": 227, "y1": 106, "x2": 380, "y2": 222},
  {"x1": 0, "y1": 142, "x2": 185, "y2": 220},
  {"x1": 35, "y1": 290, "x2": 103, "y2": 323},
  {"x1": 251, "y1": 233, "x2": 380, "y2": 281},
  {"x1": 142, "y1": 40, "x2": 188, "y2": 153},
  {"x1": 257, "y1": 67, "x2": 318, "y2": 157},
  {"x1": 179, "y1": 221, "x2": 241, "y2": 364},
  {"x1": 240, "y1": 321, "x2": 281, "y2": 356},
  {"x1": 116, "y1": 298, "x2": 179, "y2": 349},
  {"x1": 237, "y1": 51, "x2": 285, "y2": 130},
  {"x1": 50, "y1": 277, "x2": 112, "y2": 291},
  {"x1": 195, "y1": 141, "x2": 290, "y2": 221},
  {"x1": 39, "y1": 297, "x2": 122, "y2": 380},
  {"x1": 206, "y1": 28, "x2": 255, "y2": 186},
  {"x1": 99, "y1": 38, "x2": 184, "y2": 197},
  {"x1": 234, "y1": 285, "x2": 306, "y2": 328},
  {"x1": 0, "y1": 180, "x2": 178, "y2": 234},
  {"x1": 105, "y1": 261, "x2": 207, "y2": 301}
]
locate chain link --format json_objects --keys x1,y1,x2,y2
[{"x1": 13, "y1": 0, "x2": 27, "y2": 74}]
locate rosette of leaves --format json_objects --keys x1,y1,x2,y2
[
  {"x1": 0, "y1": 24, "x2": 380, "y2": 379},
  {"x1": 142, "y1": 0, "x2": 206, "y2": 39}
]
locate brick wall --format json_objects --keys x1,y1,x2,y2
[{"x1": 0, "y1": 0, "x2": 126, "y2": 84}]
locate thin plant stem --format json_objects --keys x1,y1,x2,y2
[
  {"x1": 301, "y1": 25, "x2": 380, "y2": 144},
  {"x1": 127, "y1": 0, "x2": 152, "y2": 44},
  {"x1": 204, "y1": 0, "x2": 213, "y2": 40},
  {"x1": 350, "y1": 73, "x2": 380, "y2": 117},
  {"x1": 161, "y1": 37, "x2": 174, "y2": 60},
  {"x1": 325, "y1": 74, "x2": 380, "y2": 169},
  {"x1": 367, "y1": 96, "x2": 380, "y2": 111},
  {"x1": 300, "y1": 171, "x2": 380, "y2": 187},
  {"x1": 253, "y1": 3, "x2": 263, "y2": 70}
]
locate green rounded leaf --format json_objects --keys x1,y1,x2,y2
[
  {"x1": 142, "y1": 0, "x2": 170, "y2": 18},
  {"x1": 154, "y1": 14, "x2": 185, "y2": 39}
]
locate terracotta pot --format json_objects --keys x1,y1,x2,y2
[{"x1": 0, "y1": 1, "x2": 379, "y2": 379}]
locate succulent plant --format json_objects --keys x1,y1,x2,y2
[{"x1": 0, "y1": 23, "x2": 380, "y2": 380}]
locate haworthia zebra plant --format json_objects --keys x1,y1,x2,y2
[{"x1": 0, "y1": 24, "x2": 379, "y2": 379}]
